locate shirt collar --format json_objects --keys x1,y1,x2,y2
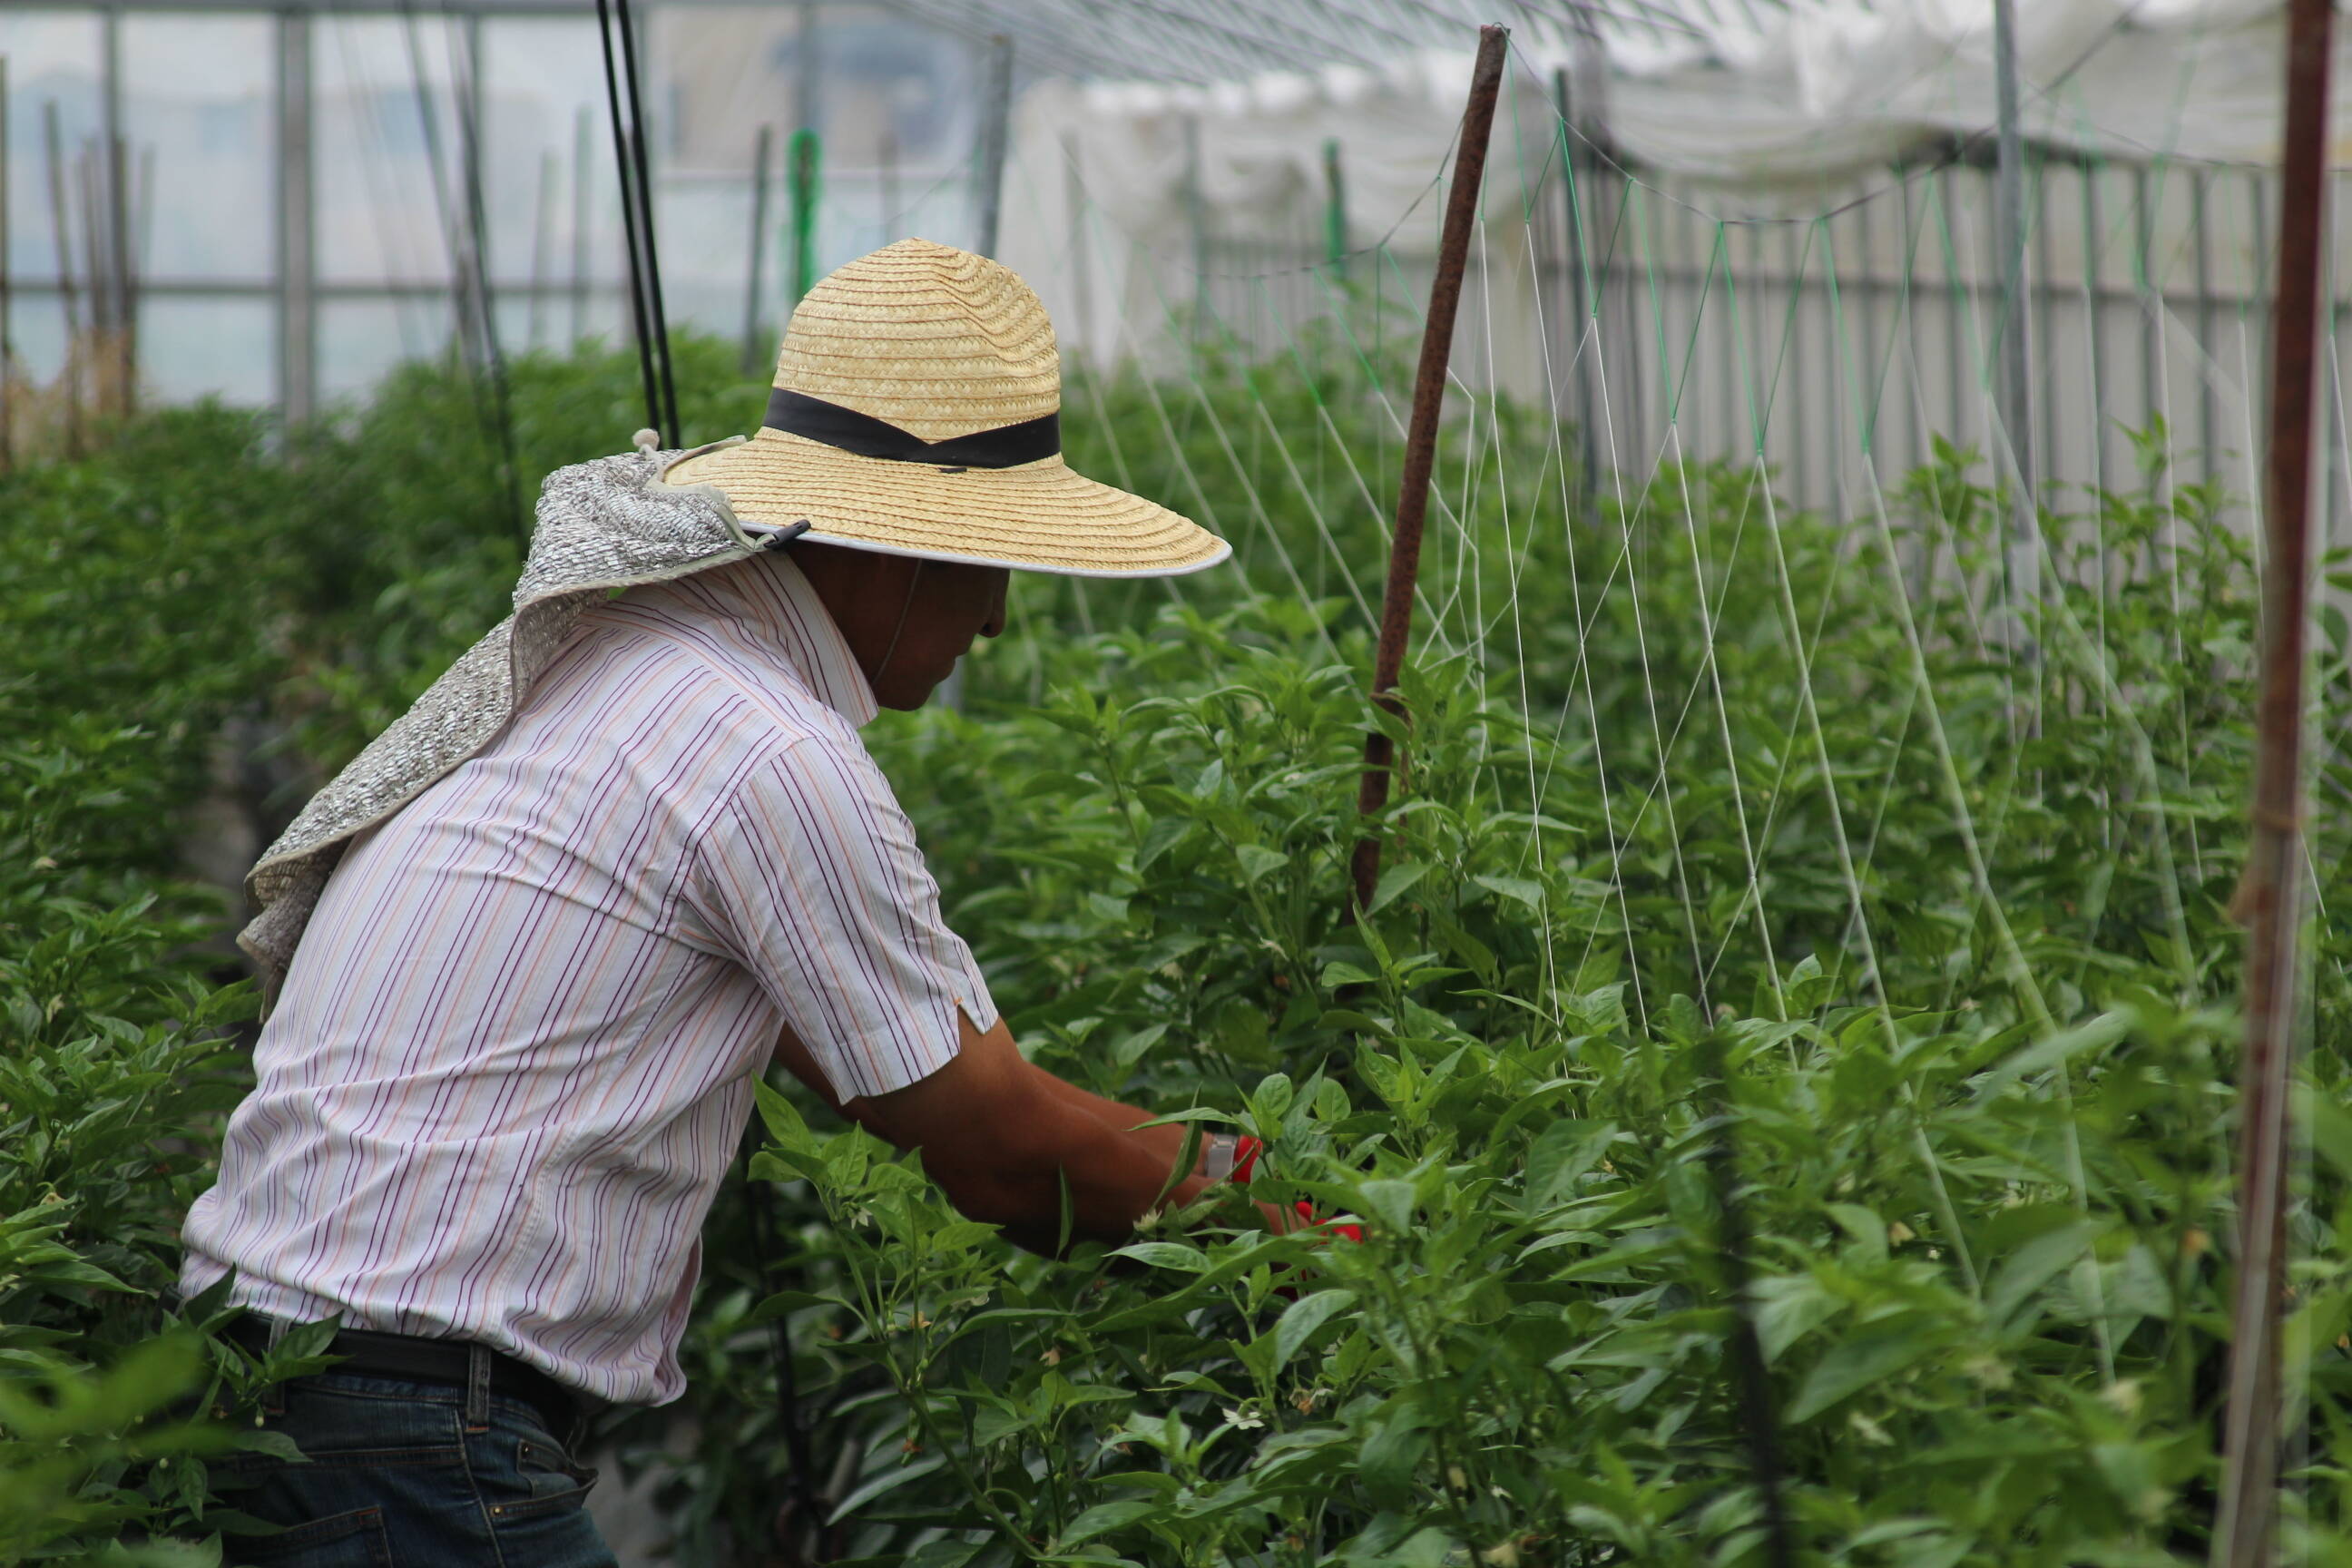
[{"x1": 690, "y1": 553, "x2": 879, "y2": 729}]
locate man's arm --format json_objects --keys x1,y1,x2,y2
[{"x1": 770, "y1": 1012, "x2": 1270, "y2": 1252}]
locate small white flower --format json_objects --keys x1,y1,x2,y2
[{"x1": 1221, "y1": 1405, "x2": 1266, "y2": 1430}]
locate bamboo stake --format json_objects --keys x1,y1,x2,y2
[
  {"x1": 2212, "y1": 3, "x2": 2335, "y2": 1563},
  {"x1": 1350, "y1": 24, "x2": 1510, "y2": 915}
]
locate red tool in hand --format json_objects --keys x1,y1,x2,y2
[{"x1": 1207, "y1": 1134, "x2": 1364, "y2": 1244}]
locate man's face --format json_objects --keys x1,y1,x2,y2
[{"x1": 791, "y1": 542, "x2": 1010, "y2": 710}]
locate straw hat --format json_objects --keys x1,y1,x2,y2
[{"x1": 663, "y1": 239, "x2": 1229, "y2": 578}]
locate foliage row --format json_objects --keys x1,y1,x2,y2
[{"x1": 0, "y1": 331, "x2": 2346, "y2": 1564}]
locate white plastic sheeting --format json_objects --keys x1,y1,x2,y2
[{"x1": 1000, "y1": 0, "x2": 2322, "y2": 279}]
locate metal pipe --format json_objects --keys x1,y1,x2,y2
[
  {"x1": 1322, "y1": 135, "x2": 1347, "y2": 276},
  {"x1": 787, "y1": 127, "x2": 820, "y2": 305},
  {"x1": 530, "y1": 149, "x2": 557, "y2": 351},
  {"x1": 1063, "y1": 130, "x2": 1093, "y2": 362},
  {"x1": 2194, "y1": 166, "x2": 2217, "y2": 488},
  {"x1": 278, "y1": 9, "x2": 316, "y2": 422},
  {"x1": 1, "y1": 56, "x2": 12, "y2": 469},
  {"x1": 1351, "y1": 24, "x2": 1511, "y2": 914},
  {"x1": 1553, "y1": 67, "x2": 1597, "y2": 515},
  {"x1": 1992, "y1": 0, "x2": 2037, "y2": 656},
  {"x1": 971, "y1": 34, "x2": 1013, "y2": 258},
  {"x1": 570, "y1": 106, "x2": 591, "y2": 343},
  {"x1": 2212, "y1": 2, "x2": 2335, "y2": 1560},
  {"x1": 740, "y1": 122, "x2": 773, "y2": 373},
  {"x1": 43, "y1": 101, "x2": 79, "y2": 455}
]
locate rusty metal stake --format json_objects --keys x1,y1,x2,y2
[
  {"x1": 1351, "y1": 24, "x2": 1510, "y2": 915},
  {"x1": 2213, "y1": 2, "x2": 2334, "y2": 1563}
]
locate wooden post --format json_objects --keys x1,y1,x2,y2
[
  {"x1": 2212, "y1": 4, "x2": 2335, "y2": 1562},
  {"x1": 1350, "y1": 25, "x2": 1511, "y2": 914},
  {"x1": 741, "y1": 123, "x2": 773, "y2": 372}
]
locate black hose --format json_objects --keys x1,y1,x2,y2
[
  {"x1": 593, "y1": 0, "x2": 661, "y2": 445},
  {"x1": 612, "y1": 0, "x2": 680, "y2": 446}
]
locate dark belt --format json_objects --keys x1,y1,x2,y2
[{"x1": 226, "y1": 1317, "x2": 590, "y2": 1437}]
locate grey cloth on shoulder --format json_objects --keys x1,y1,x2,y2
[{"x1": 239, "y1": 444, "x2": 765, "y2": 1005}]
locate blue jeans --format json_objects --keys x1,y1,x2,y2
[{"x1": 214, "y1": 1371, "x2": 617, "y2": 1568}]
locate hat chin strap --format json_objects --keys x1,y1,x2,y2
[{"x1": 872, "y1": 561, "x2": 926, "y2": 689}]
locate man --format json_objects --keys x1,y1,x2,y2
[{"x1": 184, "y1": 240, "x2": 1268, "y2": 1565}]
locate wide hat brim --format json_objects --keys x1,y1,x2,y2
[{"x1": 661, "y1": 427, "x2": 1230, "y2": 579}]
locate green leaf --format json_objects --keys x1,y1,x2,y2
[
  {"x1": 1472, "y1": 873, "x2": 1544, "y2": 909},
  {"x1": 1787, "y1": 1318, "x2": 1945, "y2": 1422},
  {"x1": 1365, "y1": 861, "x2": 1433, "y2": 916},
  {"x1": 1057, "y1": 1499, "x2": 1158, "y2": 1548},
  {"x1": 1357, "y1": 1180, "x2": 1416, "y2": 1234},
  {"x1": 1524, "y1": 1120, "x2": 1615, "y2": 1210},
  {"x1": 826, "y1": 1454, "x2": 948, "y2": 1525},
  {"x1": 1106, "y1": 1241, "x2": 1212, "y2": 1273},
  {"x1": 1236, "y1": 845, "x2": 1290, "y2": 883},
  {"x1": 1272, "y1": 1289, "x2": 1357, "y2": 1370},
  {"x1": 1986, "y1": 1220, "x2": 2109, "y2": 1328}
]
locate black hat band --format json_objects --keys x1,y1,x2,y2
[{"x1": 763, "y1": 387, "x2": 1060, "y2": 470}]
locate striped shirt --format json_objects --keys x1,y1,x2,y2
[{"x1": 181, "y1": 554, "x2": 991, "y2": 1406}]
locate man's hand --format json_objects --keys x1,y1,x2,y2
[{"x1": 770, "y1": 1010, "x2": 1275, "y2": 1251}]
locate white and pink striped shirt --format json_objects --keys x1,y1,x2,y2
[{"x1": 182, "y1": 554, "x2": 991, "y2": 1406}]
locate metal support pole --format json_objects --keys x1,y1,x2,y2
[
  {"x1": 1063, "y1": 130, "x2": 1093, "y2": 363},
  {"x1": 570, "y1": 106, "x2": 591, "y2": 343},
  {"x1": 787, "y1": 127, "x2": 820, "y2": 306},
  {"x1": 1321, "y1": 135, "x2": 1347, "y2": 275},
  {"x1": 277, "y1": 7, "x2": 316, "y2": 423},
  {"x1": 740, "y1": 122, "x2": 773, "y2": 372},
  {"x1": 971, "y1": 34, "x2": 1013, "y2": 258},
  {"x1": 529, "y1": 148, "x2": 556, "y2": 350},
  {"x1": 1182, "y1": 113, "x2": 1206, "y2": 345},
  {"x1": 1553, "y1": 66, "x2": 1598, "y2": 517},
  {"x1": 2213, "y1": 4, "x2": 2334, "y2": 1561},
  {"x1": 1991, "y1": 0, "x2": 2038, "y2": 649},
  {"x1": 1351, "y1": 24, "x2": 1511, "y2": 915},
  {"x1": 793, "y1": 0, "x2": 822, "y2": 139},
  {"x1": 102, "y1": 2, "x2": 128, "y2": 415},
  {"x1": 1, "y1": 55, "x2": 13, "y2": 469},
  {"x1": 44, "y1": 102, "x2": 79, "y2": 453}
]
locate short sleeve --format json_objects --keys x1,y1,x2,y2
[{"x1": 683, "y1": 736, "x2": 997, "y2": 1101}]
